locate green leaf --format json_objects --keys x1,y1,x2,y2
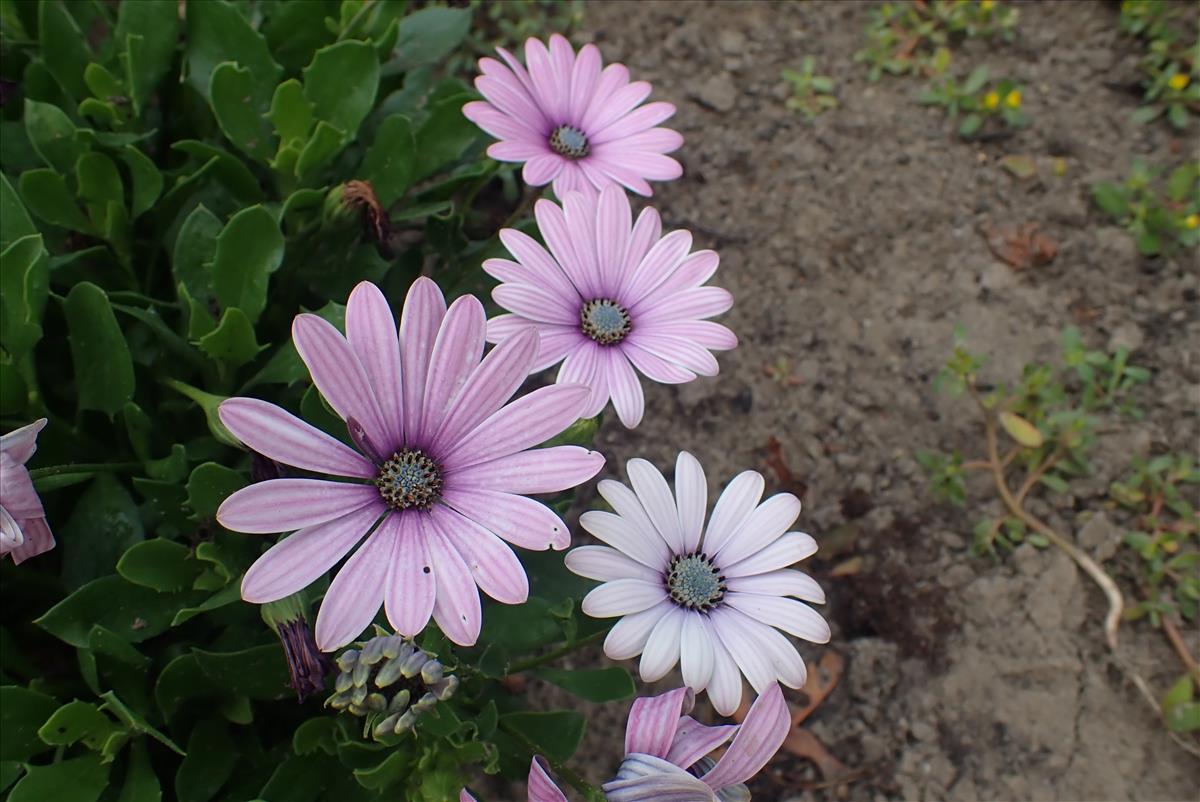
[
  {"x1": 37, "y1": 700, "x2": 122, "y2": 749},
  {"x1": 360, "y1": 114, "x2": 414, "y2": 206},
  {"x1": 184, "y1": 0, "x2": 281, "y2": 105},
  {"x1": 0, "y1": 687, "x2": 58, "y2": 762},
  {"x1": 23, "y1": 98, "x2": 83, "y2": 173},
  {"x1": 172, "y1": 204, "x2": 222, "y2": 303},
  {"x1": 1161, "y1": 674, "x2": 1193, "y2": 714},
  {"x1": 266, "y1": 78, "x2": 314, "y2": 144},
  {"x1": 163, "y1": 379, "x2": 238, "y2": 446},
  {"x1": 19, "y1": 168, "x2": 93, "y2": 232},
  {"x1": 1166, "y1": 163, "x2": 1196, "y2": 203},
  {"x1": 88, "y1": 625, "x2": 152, "y2": 668},
  {"x1": 294, "y1": 119, "x2": 345, "y2": 180},
  {"x1": 117, "y1": 742, "x2": 161, "y2": 802},
  {"x1": 210, "y1": 61, "x2": 277, "y2": 162},
  {"x1": 155, "y1": 645, "x2": 291, "y2": 718},
  {"x1": 500, "y1": 711, "x2": 585, "y2": 763},
  {"x1": 99, "y1": 692, "x2": 183, "y2": 756},
  {"x1": 392, "y1": 7, "x2": 471, "y2": 71},
  {"x1": 534, "y1": 666, "x2": 636, "y2": 703},
  {"x1": 1167, "y1": 102, "x2": 1189, "y2": 130},
  {"x1": 958, "y1": 113, "x2": 983, "y2": 138},
  {"x1": 117, "y1": 539, "x2": 201, "y2": 592},
  {"x1": 170, "y1": 582, "x2": 241, "y2": 626},
  {"x1": 0, "y1": 234, "x2": 49, "y2": 359},
  {"x1": 0, "y1": 763, "x2": 23, "y2": 795},
  {"x1": 1166, "y1": 701, "x2": 1200, "y2": 732},
  {"x1": 39, "y1": 0, "x2": 91, "y2": 100},
  {"x1": 7, "y1": 754, "x2": 108, "y2": 802},
  {"x1": 121, "y1": 146, "x2": 163, "y2": 219},
  {"x1": 1130, "y1": 104, "x2": 1163, "y2": 125},
  {"x1": 998, "y1": 411, "x2": 1044, "y2": 448},
  {"x1": 413, "y1": 94, "x2": 478, "y2": 181},
  {"x1": 293, "y1": 718, "x2": 342, "y2": 756},
  {"x1": 211, "y1": 205, "x2": 285, "y2": 324},
  {"x1": 61, "y1": 474, "x2": 145, "y2": 590},
  {"x1": 171, "y1": 140, "x2": 265, "y2": 202},
  {"x1": 962, "y1": 65, "x2": 989, "y2": 95},
  {"x1": 116, "y1": 0, "x2": 179, "y2": 114},
  {"x1": 1134, "y1": 228, "x2": 1160, "y2": 256},
  {"x1": 303, "y1": 40, "x2": 379, "y2": 142},
  {"x1": 186, "y1": 462, "x2": 246, "y2": 520},
  {"x1": 65, "y1": 281, "x2": 135, "y2": 416},
  {"x1": 176, "y1": 718, "x2": 237, "y2": 802},
  {"x1": 0, "y1": 172, "x2": 37, "y2": 250},
  {"x1": 35, "y1": 575, "x2": 205, "y2": 648},
  {"x1": 1091, "y1": 182, "x2": 1129, "y2": 218},
  {"x1": 84, "y1": 61, "x2": 123, "y2": 101},
  {"x1": 197, "y1": 306, "x2": 263, "y2": 369},
  {"x1": 76, "y1": 150, "x2": 124, "y2": 206}
]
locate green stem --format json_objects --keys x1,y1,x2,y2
[
  {"x1": 506, "y1": 628, "x2": 607, "y2": 674},
  {"x1": 107, "y1": 291, "x2": 178, "y2": 309},
  {"x1": 337, "y1": 0, "x2": 376, "y2": 40},
  {"x1": 28, "y1": 461, "x2": 142, "y2": 480}
]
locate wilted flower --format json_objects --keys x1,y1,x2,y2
[
  {"x1": 1, "y1": 418, "x2": 56, "y2": 564},
  {"x1": 261, "y1": 594, "x2": 331, "y2": 702},
  {"x1": 327, "y1": 632, "x2": 458, "y2": 740},
  {"x1": 566, "y1": 453, "x2": 829, "y2": 715},
  {"x1": 463, "y1": 34, "x2": 683, "y2": 197},
  {"x1": 485, "y1": 186, "x2": 736, "y2": 428},
  {"x1": 217, "y1": 279, "x2": 603, "y2": 651}
]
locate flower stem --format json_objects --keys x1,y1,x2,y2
[
  {"x1": 28, "y1": 462, "x2": 142, "y2": 480},
  {"x1": 506, "y1": 628, "x2": 607, "y2": 674}
]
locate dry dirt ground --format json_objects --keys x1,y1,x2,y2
[{"x1": 503, "y1": 1, "x2": 1200, "y2": 801}]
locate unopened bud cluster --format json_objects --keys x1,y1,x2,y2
[{"x1": 326, "y1": 633, "x2": 458, "y2": 740}]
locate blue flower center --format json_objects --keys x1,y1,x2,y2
[
  {"x1": 376, "y1": 449, "x2": 442, "y2": 510},
  {"x1": 580, "y1": 298, "x2": 631, "y2": 345},
  {"x1": 549, "y1": 124, "x2": 589, "y2": 159},
  {"x1": 666, "y1": 553, "x2": 726, "y2": 611}
]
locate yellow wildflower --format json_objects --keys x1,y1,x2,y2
[
  {"x1": 1186, "y1": 213, "x2": 1199, "y2": 230},
  {"x1": 1004, "y1": 89, "x2": 1022, "y2": 108},
  {"x1": 1168, "y1": 73, "x2": 1190, "y2": 92},
  {"x1": 980, "y1": 0, "x2": 995, "y2": 10},
  {"x1": 983, "y1": 91, "x2": 1000, "y2": 110}
]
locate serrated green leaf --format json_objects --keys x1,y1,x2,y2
[
  {"x1": 23, "y1": 98, "x2": 83, "y2": 173},
  {"x1": 534, "y1": 666, "x2": 635, "y2": 703},
  {"x1": 88, "y1": 625, "x2": 151, "y2": 668},
  {"x1": 37, "y1": 700, "x2": 122, "y2": 749},
  {"x1": 392, "y1": 6, "x2": 471, "y2": 71},
  {"x1": 0, "y1": 233, "x2": 49, "y2": 358},
  {"x1": 39, "y1": 0, "x2": 91, "y2": 100},
  {"x1": 413, "y1": 94, "x2": 478, "y2": 181},
  {"x1": 184, "y1": 0, "x2": 281, "y2": 104},
  {"x1": 211, "y1": 205, "x2": 284, "y2": 324},
  {"x1": 186, "y1": 462, "x2": 245, "y2": 519},
  {"x1": 60, "y1": 474, "x2": 145, "y2": 590},
  {"x1": 0, "y1": 687, "x2": 58, "y2": 762},
  {"x1": 64, "y1": 282, "x2": 135, "y2": 416},
  {"x1": 292, "y1": 718, "x2": 342, "y2": 756},
  {"x1": 1091, "y1": 182, "x2": 1128, "y2": 218},
  {"x1": 83, "y1": 62, "x2": 123, "y2": 100},
  {"x1": 210, "y1": 61, "x2": 277, "y2": 162},
  {"x1": 121, "y1": 146, "x2": 162, "y2": 219},
  {"x1": 266, "y1": 78, "x2": 314, "y2": 144},
  {"x1": 176, "y1": 718, "x2": 237, "y2": 802},
  {"x1": 19, "y1": 168, "x2": 93, "y2": 232},
  {"x1": 303, "y1": 40, "x2": 379, "y2": 141},
  {"x1": 116, "y1": 741, "x2": 160, "y2": 802},
  {"x1": 76, "y1": 150, "x2": 124, "y2": 206},
  {"x1": 360, "y1": 114, "x2": 413, "y2": 206},
  {"x1": 35, "y1": 575, "x2": 206, "y2": 648},
  {"x1": 116, "y1": 0, "x2": 179, "y2": 114},
  {"x1": 7, "y1": 753, "x2": 108, "y2": 802},
  {"x1": 196, "y1": 306, "x2": 263, "y2": 369},
  {"x1": 172, "y1": 204, "x2": 222, "y2": 305},
  {"x1": 499, "y1": 711, "x2": 585, "y2": 763},
  {"x1": 0, "y1": 172, "x2": 37, "y2": 250},
  {"x1": 171, "y1": 139, "x2": 265, "y2": 202},
  {"x1": 117, "y1": 539, "x2": 201, "y2": 592},
  {"x1": 294, "y1": 119, "x2": 344, "y2": 180}
]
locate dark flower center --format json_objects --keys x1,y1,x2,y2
[
  {"x1": 580, "y1": 298, "x2": 631, "y2": 345},
  {"x1": 549, "y1": 124, "x2": 589, "y2": 159},
  {"x1": 666, "y1": 552, "x2": 726, "y2": 611},
  {"x1": 376, "y1": 449, "x2": 442, "y2": 510}
]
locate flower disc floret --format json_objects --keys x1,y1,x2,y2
[
  {"x1": 376, "y1": 449, "x2": 442, "y2": 510},
  {"x1": 580, "y1": 298, "x2": 631, "y2": 345}
]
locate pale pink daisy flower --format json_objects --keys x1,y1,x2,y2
[
  {"x1": 566, "y1": 453, "x2": 829, "y2": 715},
  {"x1": 484, "y1": 186, "x2": 736, "y2": 428},
  {"x1": 462, "y1": 686, "x2": 790, "y2": 801},
  {"x1": 217, "y1": 279, "x2": 602, "y2": 652},
  {"x1": 1, "y1": 418, "x2": 56, "y2": 564},
  {"x1": 463, "y1": 33, "x2": 683, "y2": 197}
]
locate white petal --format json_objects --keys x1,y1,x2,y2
[
  {"x1": 724, "y1": 594, "x2": 831, "y2": 644},
  {"x1": 726, "y1": 569, "x2": 825, "y2": 603},
  {"x1": 723, "y1": 532, "x2": 818, "y2": 578},
  {"x1": 673, "y1": 452, "x2": 706, "y2": 555},
  {"x1": 565, "y1": 545, "x2": 662, "y2": 583},
  {"x1": 713, "y1": 493, "x2": 802, "y2": 567},
  {"x1": 700, "y1": 471, "x2": 764, "y2": 557},
  {"x1": 639, "y1": 608, "x2": 684, "y2": 682},
  {"x1": 626, "y1": 458, "x2": 686, "y2": 554},
  {"x1": 679, "y1": 611, "x2": 715, "y2": 691},
  {"x1": 604, "y1": 600, "x2": 673, "y2": 660},
  {"x1": 579, "y1": 510, "x2": 671, "y2": 570},
  {"x1": 582, "y1": 578, "x2": 667, "y2": 618},
  {"x1": 703, "y1": 619, "x2": 744, "y2": 716}
]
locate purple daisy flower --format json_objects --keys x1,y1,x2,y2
[
  {"x1": 463, "y1": 33, "x2": 683, "y2": 197},
  {"x1": 565, "y1": 453, "x2": 829, "y2": 716},
  {"x1": 217, "y1": 279, "x2": 603, "y2": 652},
  {"x1": 1, "y1": 418, "x2": 56, "y2": 564},
  {"x1": 484, "y1": 186, "x2": 736, "y2": 428}
]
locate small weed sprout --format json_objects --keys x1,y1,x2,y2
[
  {"x1": 1118, "y1": 0, "x2": 1199, "y2": 130},
  {"x1": 782, "y1": 57, "x2": 838, "y2": 122},
  {"x1": 856, "y1": 0, "x2": 1018, "y2": 81},
  {"x1": 918, "y1": 56, "x2": 1029, "y2": 138},
  {"x1": 1092, "y1": 160, "x2": 1200, "y2": 256}
]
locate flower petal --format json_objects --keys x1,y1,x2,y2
[
  {"x1": 604, "y1": 756, "x2": 713, "y2": 802},
  {"x1": 579, "y1": 509, "x2": 671, "y2": 570},
  {"x1": 565, "y1": 544, "x2": 662, "y2": 583},
  {"x1": 626, "y1": 458, "x2": 686, "y2": 553},
  {"x1": 447, "y1": 446, "x2": 604, "y2": 494},
  {"x1": 498, "y1": 228, "x2": 583, "y2": 302},
  {"x1": 535, "y1": 198, "x2": 595, "y2": 299},
  {"x1": 384, "y1": 513, "x2": 436, "y2": 638},
  {"x1": 643, "y1": 319, "x2": 737, "y2": 351},
  {"x1": 701, "y1": 471, "x2": 764, "y2": 558},
  {"x1": 442, "y1": 487, "x2": 570, "y2": 550},
  {"x1": 604, "y1": 600, "x2": 672, "y2": 660},
  {"x1": 700, "y1": 683, "x2": 790, "y2": 791},
  {"x1": 705, "y1": 623, "x2": 744, "y2": 716},
  {"x1": 493, "y1": 282, "x2": 578, "y2": 325},
  {"x1": 723, "y1": 532, "x2": 818, "y2": 578},
  {"x1": 562, "y1": 191, "x2": 603, "y2": 297},
  {"x1": 241, "y1": 504, "x2": 381, "y2": 603},
  {"x1": 557, "y1": 339, "x2": 607, "y2": 418},
  {"x1": 583, "y1": 80, "x2": 652, "y2": 135},
  {"x1": 567, "y1": 42, "x2": 602, "y2": 125},
  {"x1": 525, "y1": 36, "x2": 566, "y2": 124},
  {"x1": 605, "y1": 350, "x2": 645, "y2": 428},
  {"x1": 582, "y1": 578, "x2": 666, "y2": 618},
  {"x1": 636, "y1": 287, "x2": 734, "y2": 324},
  {"x1": 346, "y1": 282, "x2": 405, "y2": 449},
  {"x1": 626, "y1": 332, "x2": 719, "y2": 377},
  {"x1": 665, "y1": 716, "x2": 737, "y2": 772},
  {"x1": 709, "y1": 610, "x2": 778, "y2": 694},
  {"x1": 219, "y1": 398, "x2": 376, "y2": 479},
  {"x1": 314, "y1": 528, "x2": 393, "y2": 651},
  {"x1": 0, "y1": 418, "x2": 46, "y2": 464},
  {"x1": 713, "y1": 493, "x2": 802, "y2": 567},
  {"x1": 523, "y1": 153, "x2": 564, "y2": 186},
  {"x1": 624, "y1": 229, "x2": 693, "y2": 303},
  {"x1": 629, "y1": 251, "x2": 721, "y2": 313},
  {"x1": 595, "y1": 185, "x2": 632, "y2": 286},
  {"x1": 726, "y1": 569, "x2": 825, "y2": 604},
  {"x1": 591, "y1": 102, "x2": 677, "y2": 145},
  {"x1": 578, "y1": 62, "x2": 631, "y2": 133},
  {"x1": 723, "y1": 594, "x2": 830, "y2": 644},
  {"x1": 292, "y1": 313, "x2": 389, "y2": 447},
  {"x1": 431, "y1": 505, "x2": 528, "y2": 604},
  {"x1": 217, "y1": 480, "x2": 380, "y2": 534},
  {"x1": 639, "y1": 607, "x2": 685, "y2": 682},
  {"x1": 421, "y1": 295, "x2": 487, "y2": 439},
  {"x1": 443, "y1": 384, "x2": 590, "y2": 468},
  {"x1": 5, "y1": 516, "x2": 54, "y2": 564},
  {"x1": 399, "y1": 277, "x2": 448, "y2": 441},
  {"x1": 429, "y1": 531, "x2": 483, "y2": 645},
  {"x1": 673, "y1": 452, "x2": 707, "y2": 555},
  {"x1": 528, "y1": 757, "x2": 569, "y2": 802},
  {"x1": 624, "y1": 686, "x2": 694, "y2": 759},
  {"x1": 680, "y1": 611, "x2": 715, "y2": 692},
  {"x1": 622, "y1": 343, "x2": 696, "y2": 385}
]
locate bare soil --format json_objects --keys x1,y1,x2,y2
[{"x1": 514, "y1": 1, "x2": 1200, "y2": 800}]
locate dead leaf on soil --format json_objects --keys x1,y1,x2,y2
[
  {"x1": 999, "y1": 154, "x2": 1037, "y2": 180},
  {"x1": 980, "y1": 222, "x2": 1058, "y2": 271},
  {"x1": 764, "y1": 437, "x2": 809, "y2": 499}
]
